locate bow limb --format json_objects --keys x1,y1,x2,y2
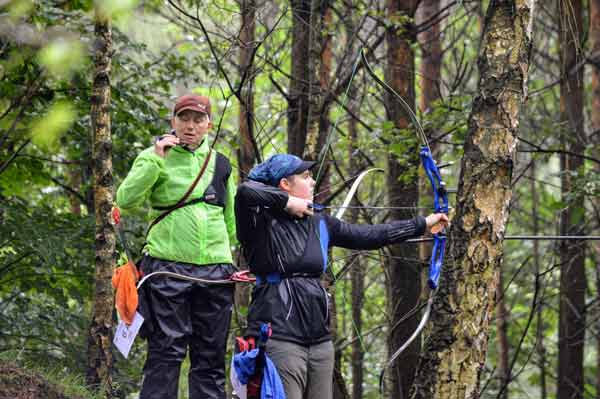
[
  {"x1": 334, "y1": 168, "x2": 384, "y2": 220},
  {"x1": 378, "y1": 294, "x2": 434, "y2": 392}
]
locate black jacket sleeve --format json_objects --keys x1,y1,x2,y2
[
  {"x1": 235, "y1": 180, "x2": 290, "y2": 252},
  {"x1": 235, "y1": 180, "x2": 289, "y2": 210},
  {"x1": 325, "y1": 215, "x2": 427, "y2": 250}
]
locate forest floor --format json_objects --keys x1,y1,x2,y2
[{"x1": 0, "y1": 361, "x2": 82, "y2": 399}]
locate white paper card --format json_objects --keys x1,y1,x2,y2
[{"x1": 113, "y1": 311, "x2": 144, "y2": 358}]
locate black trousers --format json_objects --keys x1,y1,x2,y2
[{"x1": 138, "y1": 256, "x2": 234, "y2": 399}]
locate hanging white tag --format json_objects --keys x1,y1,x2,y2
[{"x1": 113, "y1": 311, "x2": 144, "y2": 358}]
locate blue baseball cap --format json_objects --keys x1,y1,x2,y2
[{"x1": 248, "y1": 154, "x2": 316, "y2": 186}]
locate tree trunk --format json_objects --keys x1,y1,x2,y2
[
  {"x1": 234, "y1": 0, "x2": 257, "y2": 347},
  {"x1": 557, "y1": 1, "x2": 586, "y2": 398},
  {"x1": 86, "y1": 9, "x2": 115, "y2": 397},
  {"x1": 288, "y1": 0, "x2": 313, "y2": 156},
  {"x1": 238, "y1": 0, "x2": 258, "y2": 178},
  {"x1": 308, "y1": 0, "x2": 332, "y2": 160},
  {"x1": 411, "y1": 2, "x2": 535, "y2": 398},
  {"x1": 384, "y1": 1, "x2": 420, "y2": 398},
  {"x1": 313, "y1": 0, "x2": 333, "y2": 202},
  {"x1": 418, "y1": 0, "x2": 442, "y2": 116},
  {"x1": 68, "y1": 169, "x2": 82, "y2": 216},
  {"x1": 590, "y1": 1, "x2": 600, "y2": 398}
]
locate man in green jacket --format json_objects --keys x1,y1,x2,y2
[{"x1": 116, "y1": 94, "x2": 236, "y2": 399}]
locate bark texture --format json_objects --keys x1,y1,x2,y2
[
  {"x1": 411, "y1": 1, "x2": 535, "y2": 398},
  {"x1": 309, "y1": 0, "x2": 333, "y2": 162},
  {"x1": 86, "y1": 11, "x2": 115, "y2": 397}
]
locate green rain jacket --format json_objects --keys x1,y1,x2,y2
[{"x1": 116, "y1": 139, "x2": 236, "y2": 266}]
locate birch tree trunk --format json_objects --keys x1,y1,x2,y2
[
  {"x1": 411, "y1": 1, "x2": 535, "y2": 398},
  {"x1": 86, "y1": 8, "x2": 115, "y2": 397},
  {"x1": 557, "y1": 1, "x2": 586, "y2": 398},
  {"x1": 384, "y1": 1, "x2": 420, "y2": 398}
]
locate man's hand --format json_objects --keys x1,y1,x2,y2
[
  {"x1": 154, "y1": 134, "x2": 180, "y2": 158},
  {"x1": 425, "y1": 213, "x2": 449, "y2": 234},
  {"x1": 284, "y1": 196, "x2": 314, "y2": 218}
]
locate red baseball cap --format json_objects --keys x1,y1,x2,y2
[{"x1": 173, "y1": 94, "x2": 211, "y2": 118}]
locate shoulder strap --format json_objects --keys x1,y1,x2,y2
[
  {"x1": 145, "y1": 149, "x2": 213, "y2": 237},
  {"x1": 214, "y1": 152, "x2": 232, "y2": 178}
]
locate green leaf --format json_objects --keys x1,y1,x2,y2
[
  {"x1": 30, "y1": 101, "x2": 76, "y2": 151},
  {"x1": 37, "y1": 39, "x2": 85, "y2": 78},
  {"x1": 7, "y1": 0, "x2": 34, "y2": 19},
  {"x1": 95, "y1": 0, "x2": 140, "y2": 22}
]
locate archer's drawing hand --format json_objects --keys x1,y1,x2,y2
[
  {"x1": 426, "y1": 213, "x2": 449, "y2": 234},
  {"x1": 154, "y1": 134, "x2": 180, "y2": 158},
  {"x1": 285, "y1": 196, "x2": 314, "y2": 218}
]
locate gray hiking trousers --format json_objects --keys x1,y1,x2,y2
[{"x1": 266, "y1": 339, "x2": 334, "y2": 399}]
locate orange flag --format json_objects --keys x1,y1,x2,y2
[{"x1": 112, "y1": 260, "x2": 139, "y2": 325}]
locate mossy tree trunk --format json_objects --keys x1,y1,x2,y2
[
  {"x1": 86, "y1": 8, "x2": 115, "y2": 397},
  {"x1": 410, "y1": 1, "x2": 535, "y2": 398}
]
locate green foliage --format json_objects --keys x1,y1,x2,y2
[
  {"x1": 31, "y1": 101, "x2": 77, "y2": 150},
  {"x1": 0, "y1": 0, "x2": 216, "y2": 395},
  {"x1": 96, "y1": 0, "x2": 140, "y2": 23},
  {"x1": 37, "y1": 38, "x2": 85, "y2": 78},
  {"x1": 0, "y1": 0, "x2": 597, "y2": 398},
  {"x1": 6, "y1": 0, "x2": 34, "y2": 18}
]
